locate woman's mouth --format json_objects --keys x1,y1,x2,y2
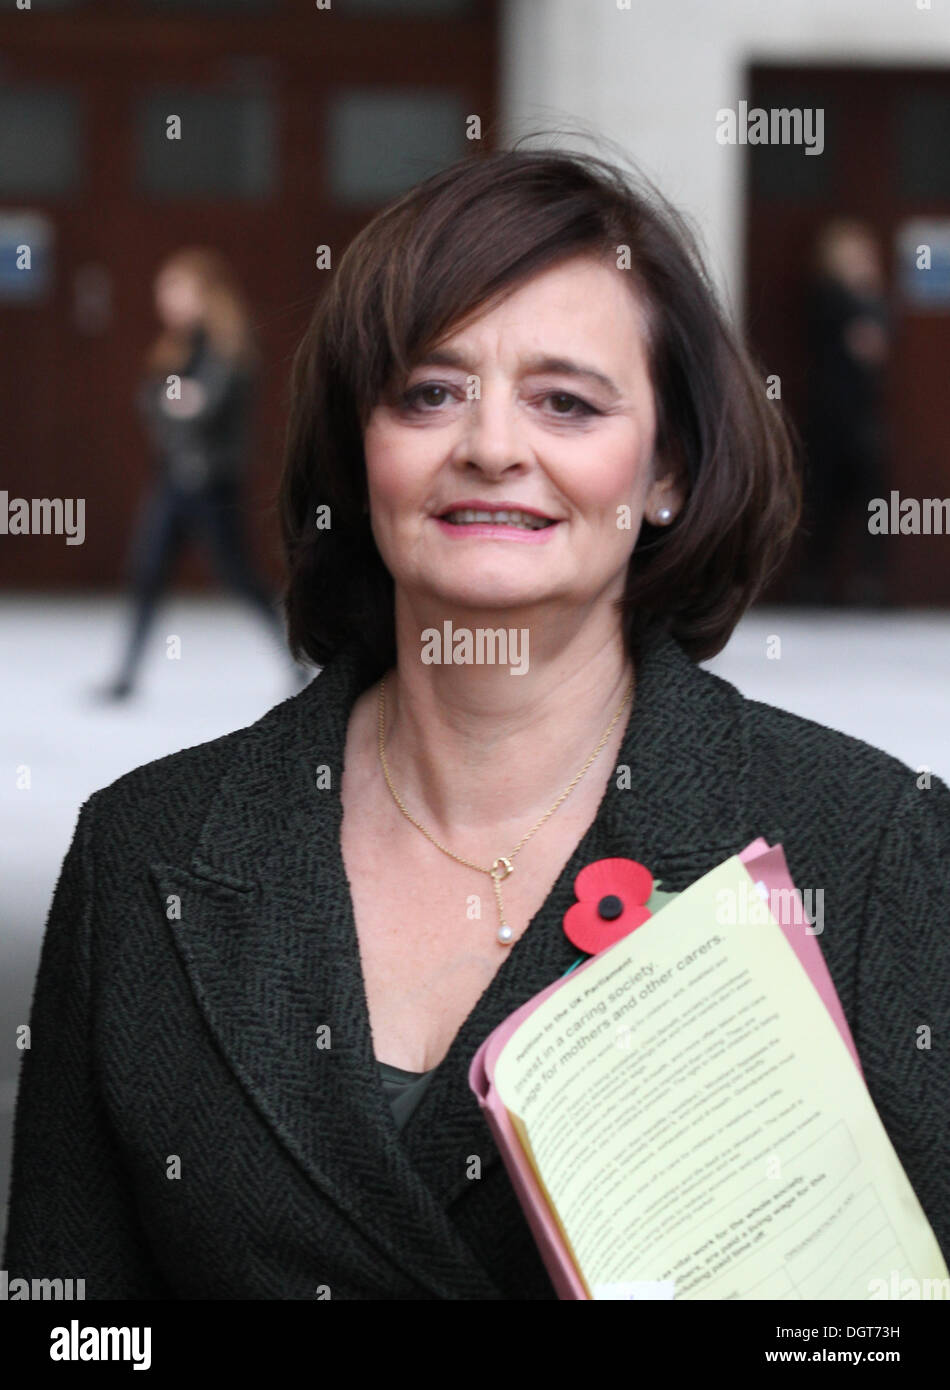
[{"x1": 438, "y1": 508, "x2": 556, "y2": 531}]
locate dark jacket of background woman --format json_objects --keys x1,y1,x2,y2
[
  {"x1": 136, "y1": 325, "x2": 254, "y2": 492},
  {"x1": 804, "y1": 272, "x2": 890, "y2": 482}
]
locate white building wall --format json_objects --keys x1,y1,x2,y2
[{"x1": 500, "y1": 0, "x2": 950, "y2": 318}]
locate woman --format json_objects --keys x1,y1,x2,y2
[
  {"x1": 6, "y1": 148, "x2": 948, "y2": 1299},
  {"x1": 101, "y1": 247, "x2": 287, "y2": 699},
  {"x1": 800, "y1": 219, "x2": 891, "y2": 605}
]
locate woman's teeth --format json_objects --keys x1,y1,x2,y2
[{"x1": 441, "y1": 509, "x2": 553, "y2": 530}]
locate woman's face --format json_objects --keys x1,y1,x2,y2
[
  {"x1": 155, "y1": 269, "x2": 204, "y2": 329},
  {"x1": 362, "y1": 254, "x2": 684, "y2": 620},
  {"x1": 820, "y1": 225, "x2": 883, "y2": 294}
]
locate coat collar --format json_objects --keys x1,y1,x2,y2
[{"x1": 150, "y1": 625, "x2": 756, "y2": 1298}]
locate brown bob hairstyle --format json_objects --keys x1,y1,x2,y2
[{"x1": 279, "y1": 144, "x2": 801, "y2": 676}]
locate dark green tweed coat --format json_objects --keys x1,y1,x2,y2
[{"x1": 4, "y1": 627, "x2": 949, "y2": 1298}]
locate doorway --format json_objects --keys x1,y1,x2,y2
[{"x1": 744, "y1": 63, "x2": 950, "y2": 604}]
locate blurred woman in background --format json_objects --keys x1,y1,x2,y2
[
  {"x1": 101, "y1": 246, "x2": 291, "y2": 699},
  {"x1": 799, "y1": 219, "x2": 892, "y2": 606}
]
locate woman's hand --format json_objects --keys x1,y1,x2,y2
[{"x1": 160, "y1": 378, "x2": 208, "y2": 419}]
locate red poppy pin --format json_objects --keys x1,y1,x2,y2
[{"x1": 563, "y1": 857, "x2": 654, "y2": 956}]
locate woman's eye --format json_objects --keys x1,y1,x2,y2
[
  {"x1": 544, "y1": 391, "x2": 597, "y2": 417},
  {"x1": 402, "y1": 383, "x2": 452, "y2": 410}
]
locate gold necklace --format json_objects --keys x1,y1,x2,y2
[{"x1": 376, "y1": 671, "x2": 635, "y2": 946}]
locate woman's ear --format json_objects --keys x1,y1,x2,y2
[{"x1": 645, "y1": 460, "x2": 686, "y2": 526}]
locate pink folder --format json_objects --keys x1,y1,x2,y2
[{"x1": 468, "y1": 840, "x2": 864, "y2": 1300}]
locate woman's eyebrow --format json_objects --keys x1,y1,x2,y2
[{"x1": 412, "y1": 348, "x2": 622, "y2": 400}]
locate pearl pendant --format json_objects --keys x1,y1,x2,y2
[{"x1": 497, "y1": 923, "x2": 513, "y2": 945}]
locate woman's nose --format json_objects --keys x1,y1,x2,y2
[{"x1": 458, "y1": 390, "x2": 529, "y2": 475}]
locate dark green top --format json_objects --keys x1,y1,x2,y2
[{"x1": 378, "y1": 1059, "x2": 437, "y2": 1131}]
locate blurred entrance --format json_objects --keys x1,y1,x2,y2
[
  {"x1": 0, "y1": 0, "x2": 499, "y2": 589},
  {"x1": 744, "y1": 63, "x2": 950, "y2": 605}
]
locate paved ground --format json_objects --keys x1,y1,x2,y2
[{"x1": 2, "y1": 596, "x2": 948, "y2": 1247}]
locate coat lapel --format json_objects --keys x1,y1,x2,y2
[
  {"x1": 150, "y1": 625, "x2": 762, "y2": 1297},
  {"x1": 150, "y1": 650, "x2": 505, "y2": 1298}
]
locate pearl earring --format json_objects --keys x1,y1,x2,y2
[{"x1": 656, "y1": 506, "x2": 674, "y2": 525}]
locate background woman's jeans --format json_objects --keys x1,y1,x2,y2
[{"x1": 115, "y1": 476, "x2": 284, "y2": 689}]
